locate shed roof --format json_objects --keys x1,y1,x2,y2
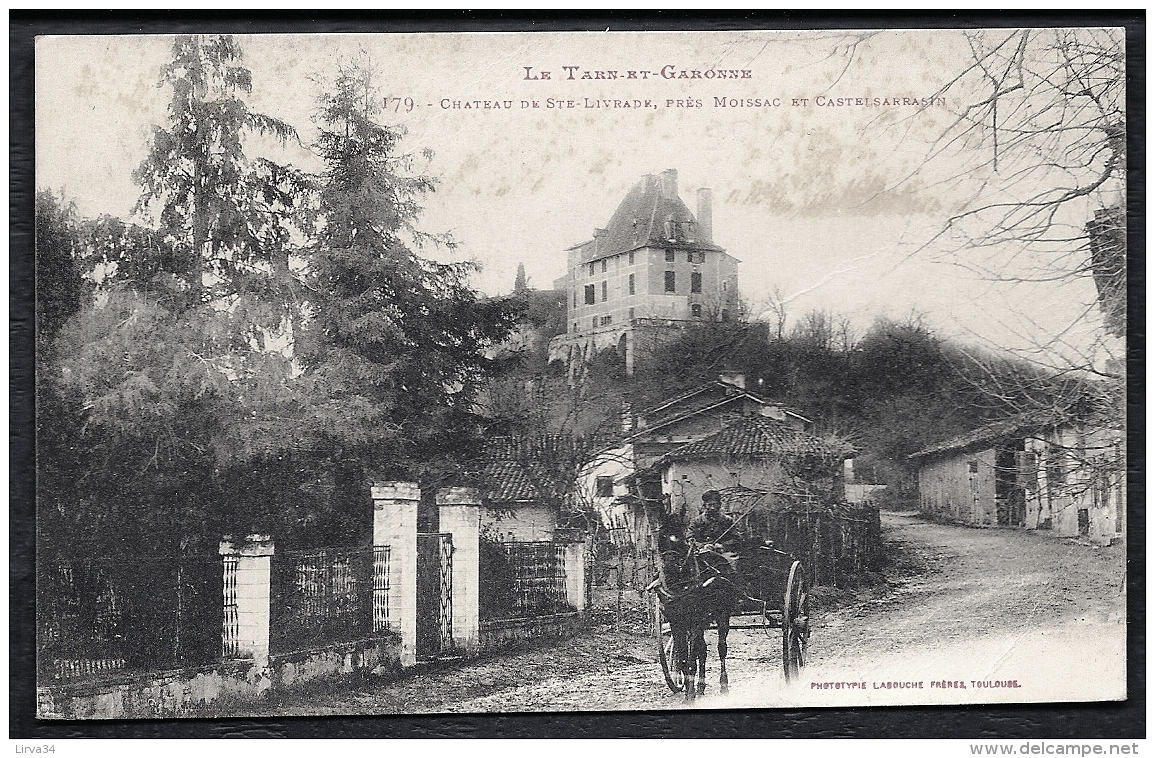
[
  {"x1": 475, "y1": 459, "x2": 543, "y2": 503},
  {"x1": 908, "y1": 410, "x2": 1068, "y2": 460},
  {"x1": 469, "y1": 434, "x2": 591, "y2": 504}
]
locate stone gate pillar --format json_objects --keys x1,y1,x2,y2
[
  {"x1": 562, "y1": 539, "x2": 588, "y2": 616},
  {"x1": 372, "y1": 481, "x2": 419, "y2": 667},
  {"x1": 437, "y1": 487, "x2": 481, "y2": 654},
  {"x1": 219, "y1": 534, "x2": 274, "y2": 670}
]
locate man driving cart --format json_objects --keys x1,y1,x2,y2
[{"x1": 690, "y1": 490, "x2": 736, "y2": 552}]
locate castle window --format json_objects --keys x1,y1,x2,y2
[
  {"x1": 573, "y1": 322, "x2": 578, "y2": 333},
  {"x1": 665, "y1": 271, "x2": 676, "y2": 292},
  {"x1": 687, "y1": 251, "x2": 694, "y2": 263},
  {"x1": 584, "y1": 284, "x2": 596, "y2": 305},
  {"x1": 592, "y1": 317, "x2": 598, "y2": 329},
  {"x1": 601, "y1": 280, "x2": 608, "y2": 301},
  {"x1": 629, "y1": 251, "x2": 635, "y2": 265},
  {"x1": 722, "y1": 280, "x2": 729, "y2": 292},
  {"x1": 589, "y1": 262, "x2": 595, "y2": 276},
  {"x1": 628, "y1": 273, "x2": 635, "y2": 295},
  {"x1": 691, "y1": 272, "x2": 702, "y2": 293},
  {"x1": 628, "y1": 307, "x2": 635, "y2": 320},
  {"x1": 601, "y1": 259, "x2": 608, "y2": 273},
  {"x1": 691, "y1": 304, "x2": 702, "y2": 318},
  {"x1": 665, "y1": 249, "x2": 675, "y2": 262},
  {"x1": 721, "y1": 308, "x2": 730, "y2": 321},
  {"x1": 573, "y1": 291, "x2": 577, "y2": 308}
]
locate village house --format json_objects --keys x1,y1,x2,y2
[
  {"x1": 548, "y1": 169, "x2": 742, "y2": 375},
  {"x1": 654, "y1": 414, "x2": 853, "y2": 521},
  {"x1": 578, "y1": 373, "x2": 813, "y2": 544},
  {"x1": 462, "y1": 437, "x2": 567, "y2": 542},
  {"x1": 910, "y1": 411, "x2": 1125, "y2": 545}
]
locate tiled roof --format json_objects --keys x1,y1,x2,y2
[
  {"x1": 573, "y1": 173, "x2": 724, "y2": 264},
  {"x1": 908, "y1": 411, "x2": 1069, "y2": 460},
  {"x1": 475, "y1": 459, "x2": 542, "y2": 503},
  {"x1": 661, "y1": 416, "x2": 852, "y2": 462},
  {"x1": 469, "y1": 435, "x2": 594, "y2": 504},
  {"x1": 634, "y1": 379, "x2": 811, "y2": 432}
]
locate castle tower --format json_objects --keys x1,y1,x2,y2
[{"x1": 548, "y1": 170, "x2": 741, "y2": 375}]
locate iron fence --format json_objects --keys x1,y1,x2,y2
[
  {"x1": 416, "y1": 533, "x2": 453, "y2": 656},
  {"x1": 479, "y1": 540, "x2": 573, "y2": 621},
  {"x1": 268, "y1": 545, "x2": 389, "y2": 655},
  {"x1": 36, "y1": 553, "x2": 222, "y2": 681}
]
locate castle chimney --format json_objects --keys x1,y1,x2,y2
[
  {"x1": 659, "y1": 168, "x2": 679, "y2": 199},
  {"x1": 697, "y1": 188, "x2": 713, "y2": 244}
]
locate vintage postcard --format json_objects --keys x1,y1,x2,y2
[{"x1": 33, "y1": 27, "x2": 1127, "y2": 720}]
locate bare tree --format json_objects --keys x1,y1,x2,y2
[
  {"x1": 760, "y1": 284, "x2": 791, "y2": 341},
  {"x1": 916, "y1": 28, "x2": 1126, "y2": 375},
  {"x1": 893, "y1": 28, "x2": 1130, "y2": 517}
]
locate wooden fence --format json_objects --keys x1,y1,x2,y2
[{"x1": 741, "y1": 499, "x2": 883, "y2": 587}]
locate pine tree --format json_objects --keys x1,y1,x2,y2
[
  {"x1": 514, "y1": 262, "x2": 527, "y2": 292},
  {"x1": 301, "y1": 59, "x2": 517, "y2": 488},
  {"x1": 132, "y1": 34, "x2": 311, "y2": 339},
  {"x1": 46, "y1": 35, "x2": 316, "y2": 551}
]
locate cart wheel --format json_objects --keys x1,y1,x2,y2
[
  {"x1": 654, "y1": 594, "x2": 684, "y2": 692},
  {"x1": 782, "y1": 560, "x2": 810, "y2": 682}
]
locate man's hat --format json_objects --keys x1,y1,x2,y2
[{"x1": 703, "y1": 490, "x2": 721, "y2": 503}]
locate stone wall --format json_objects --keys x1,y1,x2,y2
[
  {"x1": 479, "y1": 612, "x2": 582, "y2": 653},
  {"x1": 37, "y1": 635, "x2": 403, "y2": 719}
]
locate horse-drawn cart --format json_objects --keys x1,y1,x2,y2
[
  {"x1": 653, "y1": 544, "x2": 811, "y2": 693},
  {"x1": 644, "y1": 496, "x2": 812, "y2": 698}
]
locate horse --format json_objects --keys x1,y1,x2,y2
[{"x1": 649, "y1": 503, "x2": 744, "y2": 701}]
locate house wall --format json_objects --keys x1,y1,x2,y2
[
  {"x1": 663, "y1": 459, "x2": 787, "y2": 522},
  {"x1": 579, "y1": 445, "x2": 636, "y2": 530},
  {"x1": 1023, "y1": 425, "x2": 1124, "y2": 545},
  {"x1": 481, "y1": 504, "x2": 558, "y2": 542},
  {"x1": 917, "y1": 447, "x2": 997, "y2": 526},
  {"x1": 564, "y1": 245, "x2": 738, "y2": 333},
  {"x1": 917, "y1": 423, "x2": 1123, "y2": 545}
]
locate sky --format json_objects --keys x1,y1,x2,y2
[{"x1": 35, "y1": 29, "x2": 1123, "y2": 364}]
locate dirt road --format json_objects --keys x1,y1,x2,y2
[{"x1": 228, "y1": 511, "x2": 1126, "y2": 716}]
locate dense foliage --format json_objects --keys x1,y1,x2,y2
[{"x1": 36, "y1": 39, "x2": 516, "y2": 556}]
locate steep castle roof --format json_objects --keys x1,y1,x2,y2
[{"x1": 571, "y1": 169, "x2": 725, "y2": 264}]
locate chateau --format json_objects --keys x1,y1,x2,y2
[{"x1": 548, "y1": 169, "x2": 741, "y2": 374}]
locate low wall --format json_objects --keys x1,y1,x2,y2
[
  {"x1": 269, "y1": 636, "x2": 404, "y2": 689},
  {"x1": 479, "y1": 612, "x2": 582, "y2": 653},
  {"x1": 37, "y1": 634, "x2": 403, "y2": 720}
]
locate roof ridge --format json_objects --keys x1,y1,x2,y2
[{"x1": 908, "y1": 408, "x2": 1076, "y2": 459}]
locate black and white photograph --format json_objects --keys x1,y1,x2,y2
[{"x1": 28, "y1": 25, "x2": 1131, "y2": 722}]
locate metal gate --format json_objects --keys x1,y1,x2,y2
[{"x1": 416, "y1": 533, "x2": 453, "y2": 658}]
